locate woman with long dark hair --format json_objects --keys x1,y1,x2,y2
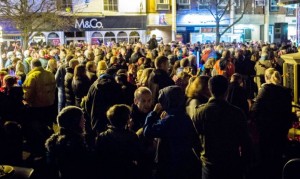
[{"x1": 72, "y1": 64, "x2": 91, "y2": 107}]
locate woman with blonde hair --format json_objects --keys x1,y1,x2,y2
[
  {"x1": 137, "y1": 68, "x2": 154, "y2": 87},
  {"x1": 264, "y1": 67, "x2": 281, "y2": 85},
  {"x1": 251, "y1": 67, "x2": 294, "y2": 179},
  {"x1": 15, "y1": 60, "x2": 26, "y2": 86},
  {"x1": 46, "y1": 59, "x2": 58, "y2": 75}
]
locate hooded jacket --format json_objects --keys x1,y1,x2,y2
[{"x1": 144, "y1": 86, "x2": 201, "y2": 179}]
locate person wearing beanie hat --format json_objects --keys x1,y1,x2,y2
[
  {"x1": 144, "y1": 85, "x2": 201, "y2": 179},
  {"x1": 45, "y1": 106, "x2": 93, "y2": 179},
  {"x1": 56, "y1": 106, "x2": 85, "y2": 133}
]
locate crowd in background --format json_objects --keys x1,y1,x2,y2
[{"x1": 0, "y1": 37, "x2": 298, "y2": 179}]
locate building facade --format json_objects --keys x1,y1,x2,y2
[
  {"x1": 0, "y1": 0, "x2": 298, "y2": 46},
  {"x1": 146, "y1": 0, "x2": 173, "y2": 44},
  {"x1": 0, "y1": 0, "x2": 147, "y2": 46},
  {"x1": 175, "y1": 0, "x2": 297, "y2": 44}
]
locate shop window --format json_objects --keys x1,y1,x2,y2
[
  {"x1": 65, "y1": 32, "x2": 75, "y2": 37},
  {"x1": 48, "y1": 32, "x2": 60, "y2": 46},
  {"x1": 91, "y1": 32, "x2": 103, "y2": 45},
  {"x1": 64, "y1": 32, "x2": 85, "y2": 38},
  {"x1": 129, "y1": 31, "x2": 140, "y2": 44},
  {"x1": 117, "y1": 31, "x2": 128, "y2": 44},
  {"x1": 75, "y1": 32, "x2": 85, "y2": 37},
  {"x1": 104, "y1": 0, "x2": 118, "y2": 12},
  {"x1": 104, "y1": 32, "x2": 116, "y2": 45}
]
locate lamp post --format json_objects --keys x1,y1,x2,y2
[{"x1": 0, "y1": 26, "x2": 3, "y2": 69}]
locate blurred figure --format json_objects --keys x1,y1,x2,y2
[
  {"x1": 46, "y1": 106, "x2": 93, "y2": 179},
  {"x1": 193, "y1": 75, "x2": 253, "y2": 179},
  {"x1": 72, "y1": 64, "x2": 91, "y2": 107},
  {"x1": 55, "y1": 55, "x2": 74, "y2": 112},
  {"x1": 95, "y1": 104, "x2": 141, "y2": 179},
  {"x1": 147, "y1": 34, "x2": 158, "y2": 51},
  {"x1": 0, "y1": 75, "x2": 24, "y2": 123},
  {"x1": 251, "y1": 68, "x2": 294, "y2": 179},
  {"x1": 96, "y1": 60, "x2": 107, "y2": 77},
  {"x1": 64, "y1": 59, "x2": 79, "y2": 106},
  {"x1": 84, "y1": 72, "x2": 123, "y2": 134},
  {"x1": 46, "y1": 59, "x2": 58, "y2": 75},
  {"x1": 0, "y1": 121, "x2": 23, "y2": 166},
  {"x1": 185, "y1": 75, "x2": 211, "y2": 118},
  {"x1": 147, "y1": 56, "x2": 174, "y2": 103},
  {"x1": 144, "y1": 85, "x2": 201, "y2": 179},
  {"x1": 86, "y1": 61, "x2": 97, "y2": 84},
  {"x1": 22, "y1": 58, "x2": 56, "y2": 156},
  {"x1": 227, "y1": 73, "x2": 249, "y2": 116}
]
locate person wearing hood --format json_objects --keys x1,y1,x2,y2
[{"x1": 143, "y1": 85, "x2": 201, "y2": 179}]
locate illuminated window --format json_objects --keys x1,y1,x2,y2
[
  {"x1": 178, "y1": 0, "x2": 190, "y2": 4},
  {"x1": 117, "y1": 31, "x2": 128, "y2": 43},
  {"x1": 91, "y1": 32, "x2": 103, "y2": 45},
  {"x1": 104, "y1": 0, "x2": 118, "y2": 12},
  {"x1": 177, "y1": 0, "x2": 190, "y2": 10},
  {"x1": 156, "y1": 0, "x2": 170, "y2": 10},
  {"x1": 270, "y1": 0, "x2": 279, "y2": 12},
  {"x1": 104, "y1": 32, "x2": 116, "y2": 44},
  {"x1": 57, "y1": 0, "x2": 73, "y2": 12},
  {"x1": 129, "y1": 31, "x2": 140, "y2": 44},
  {"x1": 157, "y1": 0, "x2": 169, "y2": 4}
]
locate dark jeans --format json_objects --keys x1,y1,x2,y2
[{"x1": 57, "y1": 88, "x2": 66, "y2": 112}]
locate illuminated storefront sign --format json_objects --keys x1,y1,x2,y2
[{"x1": 75, "y1": 18, "x2": 104, "y2": 29}]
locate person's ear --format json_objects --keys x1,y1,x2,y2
[{"x1": 134, "y1": 98, "x2": 138, "y2": 105}]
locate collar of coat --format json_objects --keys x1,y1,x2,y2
[{"x1": 28, "y1": 66, "x2": 44, "y2": 75}]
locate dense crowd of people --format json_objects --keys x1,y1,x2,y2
[{"x1": 0, "y1": 39, "x2": 298, "y2": 179}]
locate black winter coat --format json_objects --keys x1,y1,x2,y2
[
  {"x1": 251, "y1": 84, "x2": 293, "y2": 149},
  {"x1": 95, "y1": 125, "x2": 141, "y2": 179},
  {"x1": 85, "y1": 75, "x2": 124, "y2": 133},
  {"x1": 45, "y1": 131, "x2": 93, "y2": 179},
  {"x1": 72, "y1": 76, "x2": 91, "y2": 107},
  {"x1": 64, "y1": 68, "x2": 75, "y2": 106}
]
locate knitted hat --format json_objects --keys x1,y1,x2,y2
[{"x1": 57, "y1": 106, "x2": 83, "y2": 131}]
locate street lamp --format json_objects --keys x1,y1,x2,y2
[{"x1": 0, "y1": 26, "x2": 3, "y2": 69}]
